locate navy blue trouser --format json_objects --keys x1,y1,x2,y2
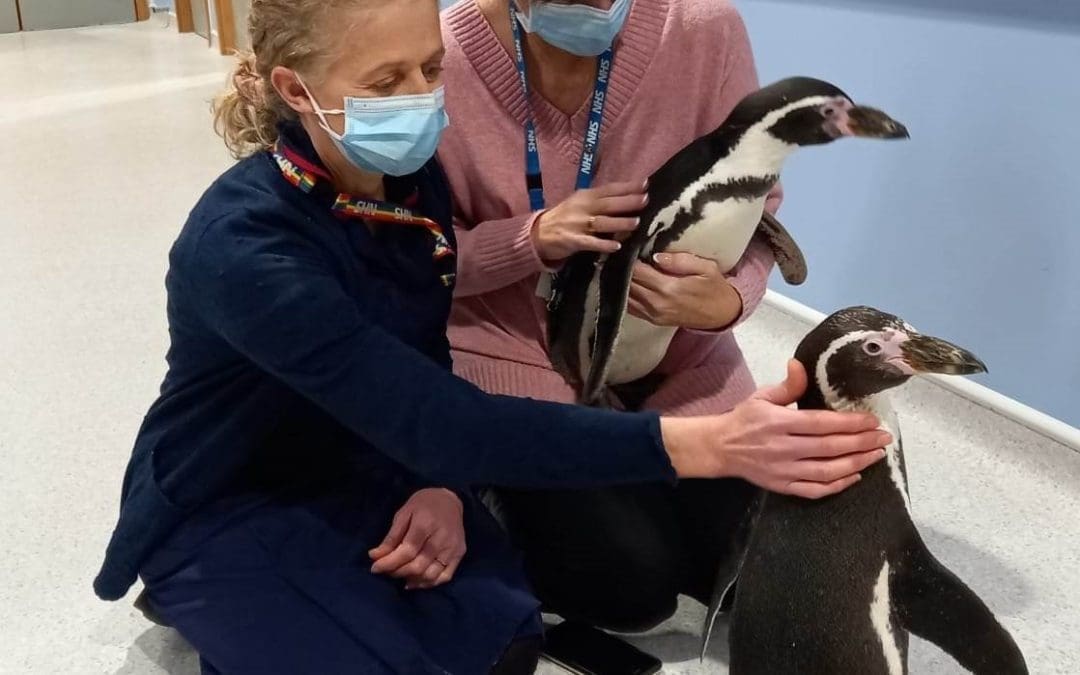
[{"x1": 141, "y1": 480, "x2": 542, "y2": 675}]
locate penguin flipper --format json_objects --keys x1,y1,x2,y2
[
  {"x1": 893, "y1": 545, "x2": 1028, "y2": 674},
  {"x1": 547, "y1": 251, "x2": 603, "y2": 393},
  {"x1": 581, "y1": 242, "x2": 640, "y2": 405},
  {"x1": 756, "y1": 212, "x2": 807, "y2": 285},
  {"x1": 699, "y1": 495, "x2": 758, "y2": 661},
  {"x1": 699, "y1": 550, "x2": 742, "y2": 661}
]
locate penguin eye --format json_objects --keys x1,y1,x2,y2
[
  {"x1": 864, "y1": 341, "x2": 883, "y2": 356},
  {"x1": 824, "y1": 107, "x2": 835, "y2": 117}
]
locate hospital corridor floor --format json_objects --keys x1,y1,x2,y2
[{"x1": 1, "y1": 21, "x2": 1077, "y2": 675}]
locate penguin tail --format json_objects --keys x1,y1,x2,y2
[{"x1": 893, "y1": 543, "x2": 1028, "y2": 674}]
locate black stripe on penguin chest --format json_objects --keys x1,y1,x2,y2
[{"x1": 646, "y1": 174, "x2": 778, "y2": 254}]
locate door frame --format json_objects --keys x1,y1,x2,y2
[
  {"x1": 174, "y1": 0, "x2": 211, "y2": 45},
  {"x1": 211, "y1": 0, "x2": 237, "y2": 55},
  {"x1": 174, "y1": 0, "x2": 194, "y2": 33},
  {"x1": 173, "y1": 0, "x2": 241, "y2": 53}
]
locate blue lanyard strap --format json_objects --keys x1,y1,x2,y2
[{"x1": 509, "y1": 6, "x2": 614, "y2": 211}]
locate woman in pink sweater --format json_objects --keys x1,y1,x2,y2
[{"x1": 438, "y1": 0, "x2": 860, "y2": 633}]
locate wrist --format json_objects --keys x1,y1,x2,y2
[
  {"x1": 660, "y1": 416, "x2": 726, "y2": 479},
  {"x1": 530, "y1": 210, "x2": 552, "y2": 262},
  {"x1": 530, "y1": 210, "x2": 567, "y2": 267},
  {"x1": 710, "y1": 280, "x2": 744, "y2": 331}
]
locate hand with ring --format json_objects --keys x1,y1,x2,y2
[
  {"x1": 531, "y1": 180, "x2": 649, "y2": 264},
  {"x1": 369, "y1": 488, "x2": 467, "y2": 590}
]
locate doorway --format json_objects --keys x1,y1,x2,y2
[{"x1": 189, "y1": 0, "x2": 209, "y2": 41}]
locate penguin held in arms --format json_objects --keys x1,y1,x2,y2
[
  {"x1": 701, "y1": 306, "x2": 1028, "y2": 675},
  {"x1": 546, "y1": 77, "x2": 909, "y2": 407}
]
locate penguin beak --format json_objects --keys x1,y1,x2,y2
[
  {"x1": 898, "y1": 334, "x2": 987, "y2": 375},
  {"x1": 844, "y1": 106, "x2": 910, "y2": 139}
]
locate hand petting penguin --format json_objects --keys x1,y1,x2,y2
[
  {"x1": 701, "y1": 306, "x2": 1028, "y2": 675},
  {"x1": 546, "y1": 77, "x2": 909, "y2": 407}
]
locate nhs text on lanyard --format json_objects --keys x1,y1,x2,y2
[{"x1": 509, "y1": 7, "x2": 614, "y2": 211}]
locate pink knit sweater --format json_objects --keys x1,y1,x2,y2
[{"x1": 438, "y1": 0, "x2": 780, "y2": 416}]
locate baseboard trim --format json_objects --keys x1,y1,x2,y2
[{"x1": 762, "y1": 290, "x2": 1080, "y2": 452}]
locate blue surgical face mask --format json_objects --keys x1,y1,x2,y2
[
  {"x1": 299, "y1": 78, "x2": 449, "y2": 177},
  {"x1": 514, "y1": 0, "x2": 632, "y2": 57}
]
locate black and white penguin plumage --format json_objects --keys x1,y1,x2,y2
[
  {"x1": 546, "y1": 77, "x2": 908, "y2": 407},
  {"x1": 702, "y1": 306, "x2": 1028, "y2": 675}
]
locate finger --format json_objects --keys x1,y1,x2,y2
[
  {"x1": 787, "y1": 428, "x2": 893, "y2": 459},
  {"x1": 414, "y1": 557, "x2": 449, "y2": 587},
  {"x1": 570, "y1": 234, "x2": 622, "y2": 255},
  {"x1": 753, "y1": 359, "x2": 808, "y2": 406},
  {"x1": 652, "y1": 252, "x2": 717, "y2": 277},
  {"x1": 786, "y1": 408, "x2": 883, "y2": 436},
  {"x1": 786, "y1": 474, "x2": 862, "y2": 500},
  {"x1": 788, "y1": 449, "x2": 886, "y2": 484},
  {"x1": 370, "y1": 525, "x2": 430, "y2": 575},
  {"x1": 432, "y1": 549, "x2": 465, "y2": 587},
  {"x1": 588, "y1": 215, "x2": 639, "y2": 235},
  {"x1": 406, "y1": 560, "x2": 449, "y2": 590},
  {"x1": 369, "y1": 511, "x2": 411, "y2": 560},
  {"x1": 627, "y1": 296, "x2": 651, "y2": 321},
  {"x1": 591, "y1": 179, "x2": 648, "y2": 198},
  {"x1": 628, "y1": 283, "x2": 664, "y2": 317},
  {"x1": 630, "y1": 261, "x2": 671, "y2": 290},
  {"x1": 595, "y1": 192, "x2": 648, "y2": 215},
  {"x1": 389, "y1": 536, "x2": 440, "y2": 579},
  {"x1": 627, "y1": 281, "x2": 651, "y2": 304}
]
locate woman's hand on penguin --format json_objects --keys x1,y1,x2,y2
[
  {"x1": 660, "y1": 360, "x2": 892, "y2": 499},
  {"x1": 369, "y1": 488, "x2": 467, "y2": 590},
  {"x1": 628, "y1": 253, "x2": 743, "y2": 330},
  {"x1": 531, "y1": 180, "x2": 648, "y2": 263}
]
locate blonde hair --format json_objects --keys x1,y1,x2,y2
[{"x1": 212, "y1": 0, "x2": 368, "y2": 159}]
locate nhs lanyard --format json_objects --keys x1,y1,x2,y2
[{"x1": 509, "y1": 8, "x2": 614, "y2": 211}]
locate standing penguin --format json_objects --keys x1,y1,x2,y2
[
  {"x1": 546, "y1": 77, "x2": 909, "y2": 406},
  {"x1": 702, "y1": 306, "x2": 1028, "y2": 675}
]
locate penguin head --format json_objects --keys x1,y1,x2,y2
[
  {"x1": 728, "y1": 77, "x2": 910, "y2": 147},
  {"x1": 795, "y1": 306, "x2": 986, "y2": 405}
]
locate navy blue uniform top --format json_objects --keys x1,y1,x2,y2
[{"x1": 94, "y1": 123, "x2": 675, "y2": 601}]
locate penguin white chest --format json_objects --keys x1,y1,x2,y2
[
  {"x1": 653, "y1": 196, "x2": 767, "y2": 273},
  {"x1": 603, "y1": 196, "x2": 766, "y2": 385},
  {"x1": 604, "y1": 197, "x2": 767, "y2": 386}
]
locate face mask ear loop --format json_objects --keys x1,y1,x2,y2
[
  {"x1": 511, "y1": 0, "x2": 532, "y2": 31},
  {"x1": 296, "y1": 74, "x2": 346, "y2": 141}
]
